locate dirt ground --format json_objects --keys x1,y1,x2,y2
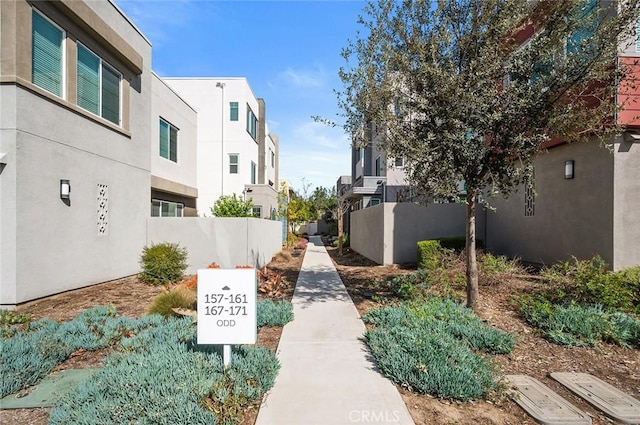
[
  {"x1": 4, "y1": 244, "x2": 638, "y2": 425},
  {"x1": 327, "y1": 245, "x2": 640, "y2": 425}
]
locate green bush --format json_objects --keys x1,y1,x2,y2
[
  {"x1": 363, "y1": 299, "x2": 514, "y2": 400},
  {"x1": 518, "y1": 296, "x2": 640, "y2": 348},
  {"x1": 257, "y1": 299, "x2": 294, "y2": 327},
  {"x1": 389, "y1": 270, "x2": 432, "y2": 299},
  {"x1": 417, "y1": 240, "x2": 446, "y2": 270},
  {"x1": 139, "y1": 242, "x2": 188, "y2": 286},
  {"x1": 437, "y1": 237, "x2": 484, "y2": 251},
  {"x1": 148, "y1": 285, "x2": 197, "y2": 318},
  {"x1": 541, "y1": 256, "x2": 638, "y2": 313},
  {"x1": 479, "y1": 253, "x2": 521, "y2": 286},
  {"x1": 211, "y1": 193, "x2": 255, "y2": 217},
  {"x1": 332, "y1": 233, "x2": 350, "y2": 248}
]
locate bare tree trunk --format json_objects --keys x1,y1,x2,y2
[
  {"x1": 338, "y1": 213, "x2": 344, "y2": 256},
  {"x1": 466, "y1": 190, "x2": 479, "y2": 311}
]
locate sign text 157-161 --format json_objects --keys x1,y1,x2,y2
[{"x1": 197, "y1": 268, "x2": 257, "y2": 345}]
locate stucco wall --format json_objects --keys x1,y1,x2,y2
[
  {"x1": 486, "y1": 140, "x2": 615, "y2": 267},
  {"x1": 146, "y1": 217, "x2": 283, "y2": 271},
  {"x1": 351, "y1": 203, "x2": 478, "y2": 264},
  {"x1": 0, "y1": 0, "x2": 152, "y2": 306},
  {"x1": 612, "y1": 138, "x2": 640, "y2": 270},
  {"x1": 150, "y1": 73, "x2": 198, "y2": 195}
]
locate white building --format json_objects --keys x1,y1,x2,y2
[{"x1": 162, "y1": 78, "x2": 279, "y2": 217}]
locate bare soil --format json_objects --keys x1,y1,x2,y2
[{"x1": 327, "y1": 245, "x2": 640, "y2": 425}]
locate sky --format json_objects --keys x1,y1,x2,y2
[{"x1": 113, "y1": 0, "x2": 366, "y2": 193}]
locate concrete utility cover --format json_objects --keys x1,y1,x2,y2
[
  {"x1": 506, "y1": 375, "x2": 592, "y2": 425},
  {"x1": 551, "y1": 372, "x2": 640, "y2": 425},
  {"x1": 0, "y1": 369, "x2": 96, "y2": 409}
]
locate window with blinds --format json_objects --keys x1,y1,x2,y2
[
  {"x1": 32, "y1": 10, "x2": 64, "y2": 97},
  {"x1": 77, "y1": 44, "x2": 121, "y2": 125},
  {"x1": 159, "y1": 119, "x2": 178, "y2": 162}
]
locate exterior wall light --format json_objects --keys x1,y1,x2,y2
[
  {"x1": 564, "y1": 160, "x2": 574, "y2": 179},
  {"x1": 60, "y1": 179, "x2": 71, "y2": 199}
]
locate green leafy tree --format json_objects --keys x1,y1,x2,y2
[
  {"x1": 309, "y1": 186, "x2": 338, "y2": 221},
  {"x1": 287, "y1": 195, "x2": 313, "y2": 234},
  {"x1": 211, "y1": 194, "x2": 255, "y2": 217},
  {"x1": 338, "y1": 0, "x2": 639, "y2": 311}
]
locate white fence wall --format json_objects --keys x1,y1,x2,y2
[
  {"x1": 147, "y1": 217, "x2": 283, "y2": 272},
  {"x1": 351, "y1": 203, "x2": 485, "y2": 264}
]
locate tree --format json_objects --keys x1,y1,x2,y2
[
  {"x1": 211, "y1": 194, "x2": 255, "y2": 217},
  {"x1": 286, "y1": 194, "x2": 313, "y2": 234},
  {"x1": 338, "y1": 0, "x2": 639, "y2": 311},
  {"x1": 309, "y1": 186, "x2": 338, "y2": 221}
]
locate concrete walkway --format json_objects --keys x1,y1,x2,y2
[{"x1": 256, "y1": 236, "x2": 415, "y2": 425}]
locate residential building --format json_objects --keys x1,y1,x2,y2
[
  {"x1": 342, "y1": 123, "x2": 411, "y2": 211},
  {"x1": 150, "y1": 73, "x2": 198, "y2": 217},
  {"x1": 162, "y1": 78, "x2": 279, "y2": 218},
  {"x1": 342, "y1": 3, "x2": 640, "y2": 270},
  {"x1": 1, "y1": 0, "x2": 153, "y2": 306},
  {"x1": 484, "y1": 4, "x2": 640, "y2": 270}
]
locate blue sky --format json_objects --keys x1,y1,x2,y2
[{"x1": 113, "y1": 0, "x2": 365, "y2": 193}]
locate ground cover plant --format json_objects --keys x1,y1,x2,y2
[
  {"x1": 517, "y1": 256, "x2": 640, "y2": 348},
  {"x1": 2, "y1": 301, "x2": 293, "y2": 424},
  {"x1": 363, "y1": 298, "x2": 515, "y2": 400}
]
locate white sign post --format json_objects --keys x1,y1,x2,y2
[{"x1": 197, "y1": 268, "x2": 257, "y2": 367}]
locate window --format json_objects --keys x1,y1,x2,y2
[
  {"x1": 151, "y1": 199, "x2": 184, "y2": 217},
  {"x1": 252, "y1": 206, "x2": 262, "y2": 217},
  {"x1": 394, "y1": 156, "x2": 404, "y2": 168},
  {"x1": 270, "y1": 148, "x2": 275, "y2": 167},
  {"x1": 566, "y1": 0, "x2": 598, "y2": 57},
  {"x1": 250, "y1": 161, "x2": 257, "y2": 184},
  {"x1": 230, "y1": 102, "x2": 239, "y2": 121},
  {"x1": 77, "y1": 44, "x2": 121, "y2": 125},
  {"x1": 375, "y1": 155, "x2": 382, "y2": 177},
  {"x1": 159, "y1": 119, "x2": 178, "y2": 162},
  {"x1": 246, "y1": 106, "x2": 257, "y2": 140},
  {"x1": 229, "y1": 154, "x2": 239, "y2": 174},
  {"x1": 369, "y1": 199, "x2": 381, "y2": 207},
  {"x1": 32, "y1": 10, "x2": 64, "y2": 97}
]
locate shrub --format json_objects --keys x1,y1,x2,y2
[
  {"x1": 541, "y1": 256, "x2": 638, "y2": 313},
  {"x1": 332, "y1": 233, "x2": 350, "y2": 248},
  {"x1": 148, "y1": 285, "x2": 197, "y2": 318},
  {"x1": 479, "y1": 253, "x2": 522, "y2": 286},
  {"x1": 417, "y1": 240, "x2": 446, "y2": 270},
  {"x1": 211, "y1": 193, "x2": 254, "y2": 217},
  {"x1": 271, "y1": 250, "x2": 292, "y2": 263},
  {"x1": 139, "y1": 242, "x2": 188, "y2": 286},
  {"x1": 389, "y1": 270, "x2": 432, "y2": 300},
  {"x1": 257, "y1": 299, "x2": 294, "y2": 327},
  {"x1": 363, "y1": 299, "x2": 514, "y2": 400},
  {"x1": 258, "y1": 269, "x2": 289, "y2": 299},
  {"x1": 294, "y1": 238, "x2": 308, "y2": 250},
  {"x1": 518, "y1": 296, "x2": 640, "y2": 348}
]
